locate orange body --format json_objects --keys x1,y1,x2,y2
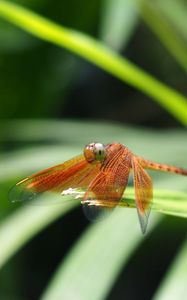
[{"x1": 10, "y1": 142, "x2": 187, "y2": 233}]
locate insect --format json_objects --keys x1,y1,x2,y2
[{"x1": 9, "y1": 142, "x2": 187, "y2": 233}]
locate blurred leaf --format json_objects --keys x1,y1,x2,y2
[
  {"x1": 40, "y1": 210, "x2": 159, "y2": 300},
  {"x1": 100, "y1": 0, "x2": 138, "y2": 50},
  {"x1": 0, "y1": 20, "x2": 37, "y2": 52},
  {"x1": 1, "y1": 119, "x2": 187, "y2": 178},
  {"x1": 0, "y1": 1, "x2": 187, "y2": 124},
  {"x1": 0, "y1": 198, "x2": 78, "y2": 269},
  {"x1": 0, "y1": 0, "x2": 45, "y2": 52},
  {"x1": 1, "y1": 118, "x2": 186, "y2": 144},
  {"x1": 140, "y1": 0, "x2": 187, "y2": 72},
  {"x1": 156, "y1": 0, "x2": 187, "y2": 41},
  {"x1": 153, "y1": 237, "x2": 187, "y2": 300}
]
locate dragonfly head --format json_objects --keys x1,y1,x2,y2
[{"x1": 84, "y1": 142, "x2": 106, "y2": 164}]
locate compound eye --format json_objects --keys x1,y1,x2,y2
[
  {"x1": 84, "y1": 143, "x2": 106, "y2": 163},
  {"x1": 94, "y1": 143, "x2": 106, "y2": 162}
]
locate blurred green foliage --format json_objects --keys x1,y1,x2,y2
[
  {"x1": 0, "y1": 0, "x2": 187, "y2": 300},
  {"x1": 0, "y1": 0, "x2": 100, "y2": 119},
  {"x1": 0, "y1": 0, "x2": 187, "y2": 124}
]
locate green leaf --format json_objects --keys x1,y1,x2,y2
[
  {"x1": 100, "y1": 0, "x2": 138, "y2": 50},
  {"x1": 40, "y1": 210, "x2": 160, "y2": 300},
  {"x1": 0, "y1": 1, "x2": 187, "y2": 124},
  {"x1": 153, "y1": 238, "x2": 187, "y2": 300},
  {"x1": 140, "y1": 0, "x2": 187, "y2": 72},
  {"x1": 0, "y1": 198, "x2": 78, "y2": 269},
  {"x1": 123, "y1": 188, "x2": 187, "y2": 218},
  {"x1": 155, "y1": 0, "x2": 187, "y2": 41}
]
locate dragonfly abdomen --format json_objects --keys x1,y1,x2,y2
[{"x1": 138, "y1": 157, "x2": 187, "y2": 176}]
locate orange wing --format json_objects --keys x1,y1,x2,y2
[
  {"x1": 132, "y1": 156, "x2": 153, "y2": 234},
  {"x1": 82, "y1": 148, "x2": 131, "y2": 220},
  {"x1": 9, "y1": 155, "x2": 100, "y2": 204}
]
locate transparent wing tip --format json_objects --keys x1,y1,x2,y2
[
  {"x1": 137, "y1": 210, "x2": 150, "y2": 234},
  {"x1": 82, "y1": 201, "x2": 114, "y2": 222},
  {"x1": 8, "y1": 184, "x2": 37, "y2": 204}
]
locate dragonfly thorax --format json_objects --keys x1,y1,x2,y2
[{"x1": 84, "y1": 142, "x2": 106, "y2": 164}]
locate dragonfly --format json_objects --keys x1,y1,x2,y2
[{"x1": 9, "y1": 142, "x2": 187, "y2": 233}]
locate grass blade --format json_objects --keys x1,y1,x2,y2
[
  {"x1": 123, "y1": 188, "x2": 187, "y2": 218},
  {"x1": 0, "y1": 200, "x2": 78, "y2": 269},
  {"x1": 140, "y1": 0, "x2": 187, "y2": 72},
  {"x1": 153, "y1": 238, "x2": 187, "y2": 300},
  {"x1": 100, "y1": 0, "x2": 138, "y2": 50},
  {"x1": 40, "y1": 210, "x2": 159, "y2": 300},
  {"x1": 156, "y1": 0, "x2": 187, "y2": 41},
  {"x1": 0, "y1": 1, "x2": 187, "y2": 124}
]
